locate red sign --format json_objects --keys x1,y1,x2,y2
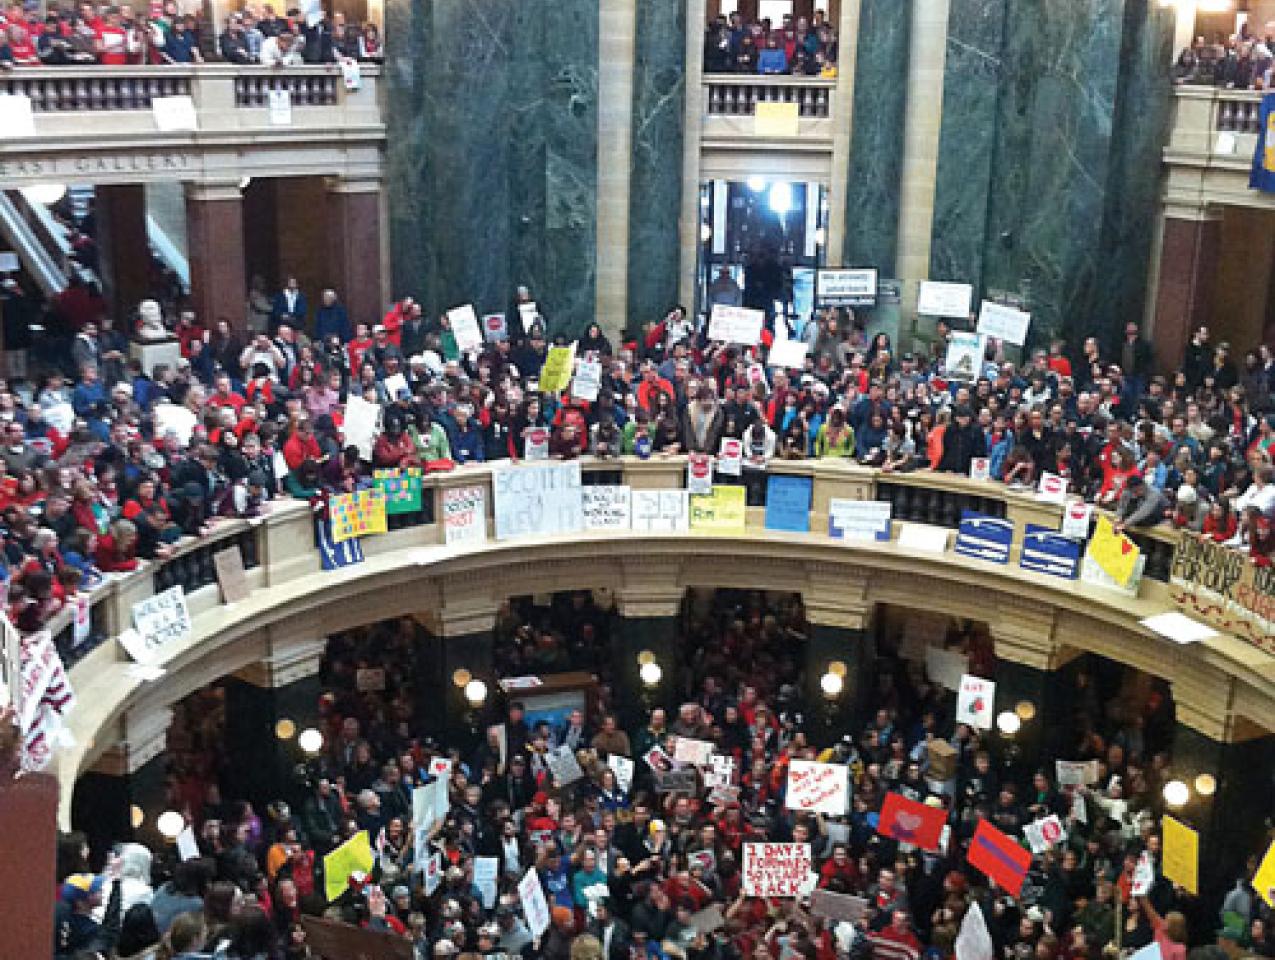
[
  {"x1": 877, "y1": 793, "x2": 946, "y2": 852},
  {"x1": 967, "y1": 819, "x2": 1032, "y2": 897}
]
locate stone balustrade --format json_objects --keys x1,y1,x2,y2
[
  {"x1": 703, "y1": 74, "x2": 835, "y2": 119},
  {"x1": 1162, "y1": 86, "x2": 1275, "y2": 213}
]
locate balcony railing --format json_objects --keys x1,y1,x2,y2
[
  {"x1": 703, "y1": 74, "x2": 835, "y2": 119},
  {"x1": 0, "y1": 69, "x2": 193, "y2": 111},
  {"x1": 1165, "y1": 85, "x2": 1262, "y2": 166}
]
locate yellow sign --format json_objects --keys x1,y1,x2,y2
[
  {"x1": 329, "y1": 489, "x2": 388, "y2": 544},
  {"x1": 323, "y1": 830, "x2": 375, "y2": 902},
  {"x1": 754, "y1": 101, "x2": 800, "y2": 138},
  {"x1": 1087, "y1": 516, "x2": 1140, "y2": 586},
  {"x1": 1161, "y1": 815, "x2": 1199, "y2": 894},
  {"x1": 538, "y1": 343, "x2": 577, "y2": 394},
  {"x1": 1256, "y1": 838, "x2": 1275, "y2": 908},
  {"x1": 690, "y1": 485, "x2": 747, "y2": 533}
]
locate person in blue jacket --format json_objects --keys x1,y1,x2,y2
[{"x1": 448, "y1": 404, "x2": 485, "y2": 464}]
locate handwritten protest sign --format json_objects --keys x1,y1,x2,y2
[
  {"x1": 956, "y1": 674, "x2": 995, "y2": 730},
  {"x1": 572, "y1": 359, "x2": 602, "y2": 401},
  {"x1": 519, "y1": 868, "x2": 551, "y2": 937},
  {"x1": 1055, "y1": 760, "x2": 1099, "y2": 787},
  {"x1": 785, "y1": 760, "x2": 849, "y2": 814},
  {"x1": 492, "y1": 462, "x2": 583, "y2": 540},
  {"x1": 917, "y1": 281, "x2": 973, "y2": 318},
  {"x1": 546, "y1": 745, "x2": 584, "y2": 786},
  {"x1": 810, "y1": 890, "x2": 868, "y2": 923},
  {"x1": 689, "y1": 485, "x2": 747, "y2": 533},
  {"x1": 632, "y1": 489, "x2": 689, "y2": 532},
  {"x1": 329, "y1": 490, "x2": 388, "y2": 543},
  {"x1": 539, "y1": 344, "x2": 577, "y2": 394},
  {"x1": 583, "y1": 485, "x2": 632, "y2": 530},
  {"x1": 977, "y1": 301, "x2": 1031, "y2": 346},
  {"x1": 1162, "y1": 816, "x2": 1199, "y2": 894},
  {"x1": 447, "y1": 304, "x2": 483, "y2": 353},
  {"x1": 124, "y1": 586, "x2": 191, "y2": 663},
  {"x1": 768, "y1": 339, "x2": 809, "y2": 369},
  {"x1": 766, "y1": 475, "x2": 812, "y2": 532},
  {"x1": 342, "y1": 395, "x2": 381, "y2": 460},
  {"x1": 674, "y1": 737, "x2": 715, "y2": 767},
  {"x1": 442, "y1": 485, "x2": 487, "y2": 545},
  {"x1": 709, "y1": 305, "x2": 764, "y2": 345},
  {"x1": 742, "y1": 843, "x2": 812, "y2": 897}
]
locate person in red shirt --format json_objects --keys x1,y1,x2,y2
[
  {"x1": 6, "y1": 18, "x2": 40, "y2": 63},
  {"x1": 208, "y1": 373, "x2": 247, "y2": 415},
  {"x1": 870, "y1": 910, "x2": 922, "y2": 960},
  {"x1": 635, "y1": 363, "x2": 676, "y2": 414},
  {"x1": 95, "y1": 8, "x2": 130, "y2": 64},
  {"x1": 347, "y1": 322, "x2": 374, "y2": 373},
  {"x1": 818, "y1": 843, "x2": 860, "y2": 890},
  {"x1": 282, "y1": 418, "x2": 323, "y2": 471}
]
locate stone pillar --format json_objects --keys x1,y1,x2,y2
[
  {"x1": 595, "y1": 0, "x2": 636, "y2": 339},
  {"x1": 804, "y1": 566, "x2": 872, "y2": 735},
  {"x1": 223, "y1": 637, "x2": 326, "y2": 810},
  {"x1": 614, "y1": 586, "x2": 682, "y2": 728},
  {"x1": 95, "y1": 184, "x2": 151, "y2": 322},
  {"x1": 988, "y1": 601, "x2": 1075, "y2": 771},
  {"x1": 71, "y1": 706, "x2": 172, "y2": 855},
  {"x1": 1150, "y1": 207, "x2": 1222, "y2": 375},
  {"x1": 438, "y1": 619, "x2": 496, "y2": 750},
  {"x1": 676, "y1": 0, "x2": 708, "y2": 309},
  {"x1": 185, "y1": 180, "x2": 247, "y2": 332},
  {"x1": 325, "y1": 177, "x2": 385, "y2": 330}
]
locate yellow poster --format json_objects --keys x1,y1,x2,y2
[
  {"x1": 329, "y1": 489, "x2": 388, "y2": 544},
  {"x1": 538, "y1": 343, "x2": 577, "y2": 394},
  {"x1": 1087, "y1": 516, "x2": 1140, "y2": 586},
  {"x1": 1256, "y1": 838, "x2": 1275, "y2": 908},
  {"x1": 690, "y1": 485, "x2": 747, "y2": 533},
  {"x1": 323, "y1": 830, "x2": 374, "y2": 902},
  {"x1": 754, "y1": 101, "x2": 800, "y2": 138},
  {"x1": 1161, "y1": 815, "x2": 1199, "y2": 894}
]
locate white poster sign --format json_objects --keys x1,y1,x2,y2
[
  {"x1": 631, "y1": 489, "x2": 689, "y2": 532},
  {"x1": 785, "y1": 760, "x2": 850, "y2": 815},
  {"x1": 546, "y1": 744, "x2": 584, "y2": 786},
  {"x1": 474, "y1": 856, "x2": 499, "y2": 909},
  {"x1": 0, "y1": 94, "x2": 36, "y2": 137},
  {"x1": 956, "y1": 674, "x2": 996, "y2": 730},
  {"x1": 742, "y1": 842, "x2": 812, "y2": 898},
  {"x1": 828, "y1": 498, "x2": 891, "y2": 541},
  {"x1": 708, "y1": 304, "x2": 764, "y2": 345},
  {"x1": 126, "y1": 586, "x2": 191, "y2": 663},
  {"x1": 768, "y1": 339, "x2": 809, "y2": 369},
  {"x1": 717, "y1": 438, "x2": 743, "y2": 476},
  {"x1": 1055, "y1": 759, "x2": 1100, "y2": 787},
  {"x1": 607, "y1": 754, "x2": 635, "y2": 793},
  {"x1": 176, "y1": 826, "x2": 200, "y2": 861},
  {"x1": 977, "y1": 301, "x2": 1031, "y2": 346},
  {"x1": 1036, "y1": 471, "x2": 1069, "y2": 504},
  {"x1": 687, "y1": 455, "x2": 713, "y2": 495},
  {"x1": 492, "y1": 462, "x2": 584, "y2": 540},
  {"x1": 582, "y1": 485, "x2": 632, "y2": 530},
  {"x1": 72, "y1": 594, "x2": 92, "y2": 647},
  {"x1": 673, "y1": 737, "x2": 714, "y2": 767},
  {"x1": 917, "y1": 281, "x2": 973, "y2": 319},
  {"x1": 944, "y1": 332, "x2": 984, "y2": 381},
  {"x1": 483, "y1": 313, "x2": 508, "y2": 342},
  {"x1": 572, "y1": 359, "x2": 602, "y2": 401},
  {"x1": 442, "y1": 485, "x2": 488, "y2": 545},
  {"x1": 1061, "y1": 502, "x2": 1093, "y2": 539},
  {"x1": 152, "y1": 94, "x2": 198, "y2": 131},
  {"x1": 268, "y1": 89, "x2": 292, "y2": 125},
  {"x1": 342, "y1": 395, "x2": 382, "y2": 460},
  {"x1": 1023, "y1": 815, "x2": 1066, "y2": 854},
  {"x1": 519, "y1": 868, "x2": 551, "y2": 937},
  {"x1": 448, "y1": 304, "x2": 483, "y2": 353},
  {"x1": 816, "y1": 268, "x2": 878, "y2": 307},
  {"x1": 153, "y1": 403, "x2": 198, "y2": 446}
]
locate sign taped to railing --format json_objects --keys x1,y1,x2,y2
[
  {"x1": 1170, "y1": 533, "x2": 1275, "y2": 654},
  {"x1": 492, "y1": 462, "x2": 584, "y2": 540},
  {"x1": 124, "y1": 585, "x2": 192, "y2": 663}
]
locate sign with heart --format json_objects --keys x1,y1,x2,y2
[
  {"x1": 877, "y1": 792, "x2": 947, "y2": 852},
  {"x1": 956, "y1": 674, "x2": 996, "y2": 730}
]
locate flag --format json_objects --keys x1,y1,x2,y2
[
  {"x1": 323, "y1": 831, "x2": 375, "y2": 902},
  {"x1": 1251, "y1": 92, "x2": 1275, "y2": 193},
  {"x1": 316, "y1": 519, "x2": 364, "y2": 570},
  {"x1": 877, "y1": 792, "x2": 947, "y2": 852},
  {"x1": 967, "y1": 819, "x2": 1032, "y2": 897},
  {"x1": 955, "y1": 902, "x2": 995, "y2": 960}
]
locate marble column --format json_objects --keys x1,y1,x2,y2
[
  {"x1": 626, "y1": 0, "x2": 686, "y2": 334},
  {"x1": 841, "y1": 0, "x2": 909, "y2": 274},
  {"x1": 1149, "y1": 208, "x2": 1221, "y2": 376},
  {"x1": 185, "y1": 180, "x2": 246, "y2": 332},
  {"x1": 677, "y1": 0, "x2": 708, "y2": 309},
  {"x1": 96, "y1": 184, "x2": 152, "y2": 322},
  {"x1": 824, "y1": 0, "x2": 862, "y2": 266},
  {"x1": 596, "y1": 0, "x2": 637, "y2": 340},
  {"x1": 613, "y1": 614, "x2": 679, "y2": 728},
  {"x1": 325, "y1": 177, "x2": 385, "y2": 329},
  {"x1": 441, "y1": 628, "x2": 496, "y2": 750},
  {"x1": 894, "y1": 0, "x2": 951, "y2": 318}
]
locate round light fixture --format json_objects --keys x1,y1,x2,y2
[
  {"x1": 130, "y1": 805, "x2": 145, "y2": 830},
  {"x1": 1015, "y1": 700, "x2": 1036, "y2": 721},
  {"x1": 639, "y1": 661, "x2": 662, "y2": 688},
  {"x1": 747, "y1": 176, "x2": 766, "y2": 193},
  {"x1": 1163, "y1": 779, "x2": 1190, "y2": 808},
  {"x1": 1194, "y1": 773, "x2": 1216, "y2": 797},
  {"x1": 700, "y1": 223, "x2": 712, "y2": 242},
  {"x1": 464, "y1": 678, "x2": 488, "y2": 707},
  {"x1": 819, "y1": 671, "x2": 844, "y2": 698},
  {"x1": 828, "y1": 660, "x2": 847, "y2": 678},
  {"x1": 298, "y1": 727, "x2": 324, "y2": 755},
  {"x1": 996, "y1": 711, "x2": 1021, "y2": 735},
  {"x1": 156, "y1": 810, "x2": 185, "y2": 840},
  {"x1": 451, "y1": 668, "x2": 472, "y2": 689},
  {"x1": 637, "y1": 650, "x2": 656, "y2": 666},
  {"x1": 21, "y1": 183, "x2": 67, "y2": 206},
  {"x1": 274, "y1": 718, "x2": 296, "y2": 740}
]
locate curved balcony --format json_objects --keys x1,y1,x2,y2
[
  {"x1": 50, "y1": 457, "x2": 1274, "y2": 824},
  {"x1": 1164, "y1": 86, "x2": 1275, "y2": 213}
]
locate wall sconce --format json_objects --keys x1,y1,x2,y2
[
  {"x1": 464, "y1": 678, "x2": 488, "y2": 707},
  {"x1": 640, "y1": 661, "x2": 663, "y2": 688},
  {"x1": 452, "y1": 668, "x2": 472, "y2": 690},
  {"x1": 130, "y1": 805, "x2": 145, "y2": 830},
  {"x1": 1014, "y1": 701, "x2": 1036, "y2": 722},
  {"x1": 298, "y1": 728, "x2": 324, "y2": 755},
  {"x1": 996, "y1": 711, "x2": 1021, "y2": 736},
  {"x1": 157, "y1": 810, "x2": 185, "y2": 840},
  {"x1": 274, "y1": 718, "x2": 296, "y2": 741},
  {"x1": 1163, "y1": 779, "x2": 1190, "y2": 808},
  {"x1": 1194, "y1": 773, "x2": 1216, "y2": 796}
]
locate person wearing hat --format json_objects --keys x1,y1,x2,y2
[
  {"x1": 1113, "y1": 472, "x2": 1168, "y2": 534},
  {"x1": 55, "y1": 854, "x2": 121, "y2": 958}
]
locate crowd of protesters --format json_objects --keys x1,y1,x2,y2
[
  {"x1": 52, "y1": 588, "x2": 1275, "y2": 960},
  {"x1": 1172, "y1": 21, "x2": 1275, "y2": 89},
  {"x1": 0, "y1": 2, "x2": 382, "y2": 67},
  {"x1": 703, "y1": 10, "x2": 838, "y2": 77}
]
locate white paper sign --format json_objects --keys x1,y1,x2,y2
[
  {"x1": 72, "y1": 594, "x2": 92, "y2": 647},
  {"x1": 382, "y1": 373, "x2": 409, "y2": 401},
  {"x1": 828, "y1": 498, "x2": 891, "y2": 541},
  {"x1": 126, "y1": 586, "x2": 191, "y2": 663},
  {"x1": 977, "y1": 301, "x2": 1031, "y2": 346},
  {"x1": 518, "y1": 302, "x2": 540, "y2": 331},
  {"x1": 1055, "y1": 759, "x2": 1099, "y2": 787},
  {"x1": 954, "y1": 902, "x2": 995, "y2": 960},
  {"x1": 956, "y1": 674, "x2": 995, "y2": 730},
  {"x1": 176, "y1": 826, "x2": 200, "y2": 861},
  {"x1": 152, "y1": 94, "x2": 198, "y2": 131},
  {"x1": 944, "y1": 332, "x2": 984, "y2": 381},
  {"x1": 970, "y1": 458, "x2": 990, "y2": 482},
  {"x1": 1132, "y1": 851, "x2": 1154, "y2": 896},
  {"x1": 442, "y1": 485, "x2": 488, "y2": 545},
  {"x1": 519, "y1": 868, "x2": 551, "y2": 937},
  {"x1": 925, "y1": 647, "x2": 968, "y2": 691},
  {"x1": 448, "y1": 304, "x2": 483, "y2": 353},
  {"x1": 0, "y1": 94, "x2": 36, "y2": 137},
  {"x1": 708, "y1": 305, "x2": 764, "y2": 345},
  {"x1": 631, "y1": 489, "x2": 689, "y2": 532},
  {"x1": 1139, "y1": 611, "x2": 1218, "y2": 645},
  {"x1": 897, "y1": 523, "x2": 950, "y2": 554},
  {"x1": 717, "y1": 438, "x2": 743, "y2": 476},
  {"x1": 153, "y1": 403, "x2": 198, "y2": 446},
  {"x1": 687, "y1": 455, "x2": 713, "y2": 496},
  {"x1": 342, "y1": 395, "x2": 382, "y2": 460},
  {"x1": 483, "y1": 313, "x2": 508, "y2": 342},
  {"x1": 547, "y1": 744, "x2": 584, "y2": 785},
  {"x1": 1036, "y1": 471, "x2": 1068, "y2": 504},
  {"x1": 1023, "y1": 815, "x2": 1066, "y2": 853},
  {"x1": 572, "y1": 359, "x2": 602, "y2": 401},
  {"x1": 673, "y1": 737, "x2": 714, "y2": 767},
  {"x1": 917, "y1": 281, "x2": 973, "y2": 319},
  {"x1": 1061, "y1": 502, "x2": 1093, "y2": 539},
  {"x1": 785, "y1": 760, "x2": 849, "y2": 815},
  {"x1": 583, "y1": 485, "x2": 632, "y2": 530},
  {"x1": 768, "y1": 339, "x2": 809, "y2": 369},
  {"x1": 341, "y1": 58, "x2": 362, "y2": 90},
  {"x1": 742, "y1": 842, "x2": 812, "y2": 898},
  {"x1": 474, "y1": 856, "x2": 499, "y2": 909},
  {"x1": 422, "y1": 849, "x2": 441, "y2": 892},
  {"x1": 608, "y1": 754, "x2": 635, "y2": 793},
  {"x1": 492, "y1": 462, "x2": 584, "y2": 540},
  {"x1": 268, "y1": 89, "x2": 292, "y2": 125}
]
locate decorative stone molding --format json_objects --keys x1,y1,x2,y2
[{"x1": 90, "y1": 706, "x2": 172, "y2": 776}]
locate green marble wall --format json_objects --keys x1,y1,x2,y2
[
  {"x1": 842, "y1": 0, "x2": 911, "y2": 273},
  {"x1": 386, "y1": 0, "x2": 598, "y2": 336},
  {"x1": 929, "y1": 0, "x2": 1172, "y2": 348},
  {"x1": 627, "y1": 0, "x2": 687, "y2": 333}
]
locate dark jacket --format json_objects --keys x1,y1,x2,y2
[{"x1": 938, "y1": 421, "x2": 987, "y2": 474}]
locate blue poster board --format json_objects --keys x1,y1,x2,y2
[
  {"x1": 1019, "y1": 523, "x2": 1081, "y2": 579},
  {"x1": 765, "y1": 475, "x2": 813, "y2": 532},
  {"x1": 953, "y1": 511, "x2": 1013, "y2": 565}
]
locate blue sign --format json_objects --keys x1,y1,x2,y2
[
  {"x1": 1019, "y1": 523, "x2": 1081, "y2": 579},
  {"x1": 953, "y1": 510, "x2": 1013, "y2": 565},
  {"x1": 765, "y1": 475, "x2": 813, "y2": 532}
]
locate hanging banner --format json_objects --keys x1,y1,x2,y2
[
  {"x1": 742, "y1": 843, "x2": 812, "y2": 898},
  {"x1": 492, "y1": 462, "x2": 583, "y2": 540},
  {"x1": 717, "y1": 438, "x2": 743, "y2": 476},
  {"x1": 583, "y1": 485, "x2": 632, "y2": 530},
  {"x1": 632, "y1": 489, "x2": 689, "y2": 532},
  {"x1": 687, "y1": 454, "x2": 713, "y2": 495},
  {"x1": 765, "y1": 475, "x2": 812, "y2": 533},
  {"x1": 828, "y1": 499, "x2": 891, "y2": 542},
  {"x1": 954, "y1": 512, "x2": 1013, "y2": 564},
  {"x1": 329, "y1": 489, "x2": 388, "y2": 544},
  {"x1": 1169, "y1": 533, "x2": 1275, "y2": 655},
  {"x1": 1019, "y1": 524, "x2": 1081, "y2": 580}
]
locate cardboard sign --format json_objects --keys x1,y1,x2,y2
[
  {"x1": 126, "y1": 586, "x2": 191, "y2": 663},
  {"x1": 519, "y1": 868, "x2": 551, "y2": 937},
  {"x1": 631, "y1": 489, "x2": 689, "y2": 532},
  {"x1": 1023, "y1": 815, "x2": 1066, "y2": 853},
  {"x1": 213, "y1": 546, "x2": 249, "y2": 604},
  {"x1": 917, "y1": 281, "x2": 973, "y2": 318},
  {"x1": 607, "y1": 754, "x2": 634, "y2": 793},
  {"x1": 945, "y1": 332, "x2": 984, "y2": 381},
  {"x1": 483, "y1": 313, "x2": 508, "y2": 341},
  {"x1": 673, "y1": 737, "x2": 714, "y2": 767},
  {"x1": 1036, "y1": 471, "x2": 1068, "y2": 504},
  {"x1": 828, "y1": 498, "x2": 891, "y2": 542},
  {"x1": 878, "y1": 792, "x2": 947, "y2": 852},
  {"x1": 765, "y1": 475, "x2": 812, "y2": 533},
  {"x1": 329, "y1": 489, "x2": 388, "y2": 543},
  {"x1": 583, "y1": 485, "x2": 632, "y2": 530},
  {"x1": 572, "y1": 359, "x2": 602, "y2": 401},
  {"x1": 956, "y1": 674, "x2": 995, "y2": 730},
  {"x1": 689, "y1": 485, "x2": 747, "y2": 533},
  {"x1": 688, "y1": 454, "x2": 713, "y2": 495},
  {"x1": 355, "y1": 668, "x2": 385, "y2": 692},
  {"x1": 1061, "y1": 502, "x2": 1094, "y2": 539},
  {"x1": 810, "y1": 889, "x2": 868, "y2": 923},
  {"x1": 1019, "y1": 524, "x2": 1081, "y2": 579},
  {"x1": 442, "y1": 485, "x2": 487, "y2": 545},
  {"x1": 448, "y1": 303, "x2": 483, "y2": 353},
  {"x1": 717, "y1": 438, "x2": 743, "y2": 476},
  {"x1": 785, "y1": 760, "x2": 849, "y2": 814},
  {"x1": 492, "y1": 462, "x2": 584, "y2": 540},
  {"x1": 742, "y1": 842, "x2": 812, "y2": 898},
  {"x1": 708, "y1": 304, "x2": 764, "y2": 345},
  {"x1": 1055, "y1": 760, "x2": 1099, "y2": 787},
  {"x1": 1162, "y1": 815, "x2": 1198, "y2": 894},
  {"x1": 968, "y1": 819, "x2": 1031, "y2": 897},
  {"x1": 977, "y1": 301, "x2": 1031, "y2": 346},
  {"x1": 954, "y1": 511, "x2": 1013, "y2": 565}
]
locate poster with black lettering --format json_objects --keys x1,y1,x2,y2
[
  {"x1": 742, "y1": 843, "x2": 812, "y2": 898},
  {"x1": 124, "y1": 586, "x2": 192, "y2": 663}
]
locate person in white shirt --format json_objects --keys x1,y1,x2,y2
[
  {"x1": 260, "y1": 29, "x2": 302, "y2": 66},
  {"x1": 1231, "y1": 463, "x2": 1275, "y2": 521}
]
